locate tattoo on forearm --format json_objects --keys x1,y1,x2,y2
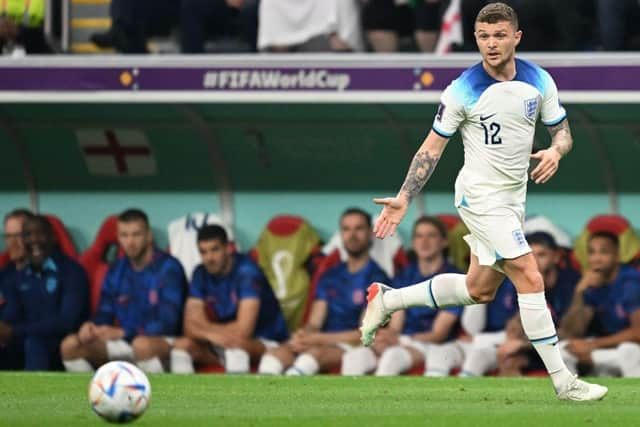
[
  {"x1": 399, "y1": 150, "x2": 440, "y2": 201},
  {"x1": 548, "y1": 118, "x2": 573, "y2": 157}
]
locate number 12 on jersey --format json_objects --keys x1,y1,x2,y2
[{"x1": 481, "y1": 122, "x2": 502, "y2": 145}]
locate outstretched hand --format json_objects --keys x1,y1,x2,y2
[
  {"x1": 372, "y1": 196, "x2": 409, "y2": 239},
  {"x1": 530, "y1": 148, "x2": 561, "y2": 184}
]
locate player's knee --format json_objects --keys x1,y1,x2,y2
[
  {"x1": 467, "y1": 287, "x2": 496, "y2": 304},
  {"x1": 60, "y1": 334, "x2": 81, "y2": 360},
  {"x1": 173, "y1": 337, "x2": 196, "y2": 354},
  {"x1": 131, "y1": 336, "x2": 155, "y2": 360}
]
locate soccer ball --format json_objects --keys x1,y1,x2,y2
[{"x1": 89, "y1": 361, "x2": 151, "y2": 423}]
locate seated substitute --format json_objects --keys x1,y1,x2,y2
[
  {"x1": 559, "y1": 231, "x2": 640, "y2": 377},
  {"x1": 0, "y1": 215, "x2": 88, "y2": 370},
  {"x1": 60, "y1": 209, "x2": 186, "y2": 373},
  {"x1": 341, "y1": 216, "x2": 462, "y2": 376},
  {"x1": 170, "y1": 225, "x2": 289, "y2": 374},
  {"x1": 497, "y1": 232, "x2": 579, "y2": 376},
  {"x1": 258, "y1": 208, "x2": 389, "y2": 375}
]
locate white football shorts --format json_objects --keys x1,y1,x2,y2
[{"x1": 457, "y1": 203, "x2": 531, "y2": 272}]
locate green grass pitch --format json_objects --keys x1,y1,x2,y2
[{"x1": 0, "y1": 373, "x2": 638, "y2": 426}]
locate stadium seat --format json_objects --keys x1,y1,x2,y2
[
  {"x1": 0, "y1": 252, "x2": 9, "y2": 269},
  {"x1": 79, "y1": 215, "x2": 120, "y2": 315},
  {"x1": 167, "y1": 212, "x2": 237, "y2": 281},
  {"x1": 435, "y1": 214, "x2": 471, "y2": 272},
  {"x1": 573, "y1": 214, "x2": 640, "y2": 270},
  {"x1": 251, "y1": 215, "x2": 322, "y2": 333},
  {"x1": 44, "y1": 214, "x2": 79, "y2": 259}
]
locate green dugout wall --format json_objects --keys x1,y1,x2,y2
[{"x1": 2, "y1": 102, "x2": 639, "y2": 251}]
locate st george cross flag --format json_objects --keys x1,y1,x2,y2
[{"x1": 77, "y1": 129, "x2": 157, "y2": 176}]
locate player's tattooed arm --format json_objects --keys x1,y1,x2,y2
[
  {"x1": 547, "y1": 118, "x2": 573, "y2": 157},
  {"x1": 399, "y1": 149, "x2": 441, "y2": 202}
]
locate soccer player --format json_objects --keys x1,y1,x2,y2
[
  {"x1": 360, "y1": 2, "x2": 607, "y2": 400},
  {"x1": 258, "y1": 208, "x2": 389, "y2": 375},
  {"x1": 60, "y1": 209, "x2": 187, "y2": 373},
  {"x1": 341, "y1": 216, "x2": 462, "y2": 376},
  {"x1": 169, "y1": 225, "x2": 289, "y2": 374},
  {"x1": 0, "y1": 209, "x2": 33, "y2": 369},
  {"x1": 559, "y1": 232, "x2": 640, "y2": 377},
  {"x1": 0, "y1": 215, "x2": 89, "y2": 370},
  {"x1": 497, "y1": 232, "x2": 579, "y2": 376}
]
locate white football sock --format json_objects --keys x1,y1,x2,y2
[
  {"x1": 461, "y1": 304, "x2": 487, "y2": 335},
  {"x1": 224, "y1": 348, "x2": 250, "y2": 374},
  {"x1": 425, "y1": 343, "x2": 462, "y2": 377},
  {"x1": 518, "y1": 292, "x2": 573, "y2": 390},
  {"x1": 106, "y1": 339, "x2": 134, "y2": 361},
  {"x1": 618, "y1": 342, "x2": 640, "y2": 377},
  {"x1": 460, "y1": 346, "x2": 498, "y2": 376},
  {"x1": 341, "y1": 347, "x2": 377, "y2": 376},
  {"x1": 375, "y1": 346, "x2": 412, "y2": 376},
  {"x1": 257, "y1": 353, "x2": 284, "y2": 375},
  {"x1": 170, "y1": 349, "x2": 194, "y2": 374},
  {"x1": 137, "y1": 357, "x2": 164, "y2": 373},
  {"x1": 382, "y1": 274, "x2": 475, "y2": 310},
  {"x1": 63, "y1": 358, "x2": 94, "y2": 373},
  {"x1": 286, "y1": 353, "x2": 319, "y2": 376}
]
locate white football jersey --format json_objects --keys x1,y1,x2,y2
[{"x1": 432, "y1": 58, "x2": 566, "y2": 212}]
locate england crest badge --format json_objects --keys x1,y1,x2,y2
[{"x1": 524, "y1": 98, "x2": 539, "y2": 120}]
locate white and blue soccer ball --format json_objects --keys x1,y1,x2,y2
[{"x1": 89, "y1": 361, "x2": 151, "y2": 423}]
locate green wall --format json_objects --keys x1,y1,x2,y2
[{"x1": 2, "y1": 102, "x2": 639, "y2": 253}]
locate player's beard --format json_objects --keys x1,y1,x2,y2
[{"x1": 345, "y1": 243, "x2": 369, "y2": 259}]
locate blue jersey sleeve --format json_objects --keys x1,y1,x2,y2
[
  {"x1": 582, "y1": 288, "x2": 599, "y2": 308},
  {"x1": 622, "y1": 278, "x2": 640, "y2": 316},
  {"x1": 236, "y1": 271, "x2": 262, "y2": 300},
  {"x1": 93, "y1": 268, "x2": 117, "y2": 326},
  {"x1": 314, "y1": 274, "x2": 330, "y2": 302},
  {"x1": 189, "y1": 266, "x2": 206, "y2": 300},
  {"x1": 444, "y1": 305, "x2": 463, "y2": 317},
  {"x1": 142, "y1": 259, "x2": 186, "y2": 336},
  {"x1": 12, "y1": 263, "x2": 89, "y2": 337}
]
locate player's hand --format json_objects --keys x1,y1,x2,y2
[
  {"x1": 576, "y1": 269, "x2": 606, "y2": 293},
  {"x1": 566, "y1": 339, "x2": 595, "y2": 364},
  {"x1": 78, "y1": 322, "x2": 97, "y2": 344},
  {"x1": 372, "y1": 195, "x2": 409, "y2": 239},
  {"x1": 530, "y1": 148, "x2": 561, "y2": 184}
]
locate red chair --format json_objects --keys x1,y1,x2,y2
[
  {"x1": 79, "y1": 215, "x2": 120, "y2": 315},
  {"x1": 44, "y1": 214, "x2": 78, "y2": 259},
  {"x1": 573, "y1": 214, "x2": 640, "y2": 271}
]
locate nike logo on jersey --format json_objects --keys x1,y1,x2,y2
[{"x1": 479, "y1": 113, "x2": 497, "y2": 121}]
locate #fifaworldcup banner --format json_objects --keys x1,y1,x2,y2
[{"x1": 1, "y1": 55, "x2": 640, "y2": 102}]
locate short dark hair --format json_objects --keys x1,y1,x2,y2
[
  {"x1": 341, "y1": 207, "x2": 372, "y2": 228},
  {"x1": 117, "y1": 208, "x2": 149, "y2": 227},
  {"x1": 413, "y1": 216, "x2": 448, "y2": 239},
  {"x1": 526, "y1": 232, "x2": 558, "y2": 251},
  {"x1": 589, "y1": 231, "x2": 619, "y2": 248},
  {"x1": 476, "y1": 2, "x2": 518, "y2": 29},
  {"x1": 197, "y1": 224, "x2": 229, "y2": 245},
  {"x1": 23, "y1": 214, "x2": 54, "y2": 238},
  {"x1": 4, "y1": 208, "x2": 34, "y2": 225}
]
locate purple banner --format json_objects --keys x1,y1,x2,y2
[{"x1": 0, "y1": 65, "x2": 639, "y2": 92}]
